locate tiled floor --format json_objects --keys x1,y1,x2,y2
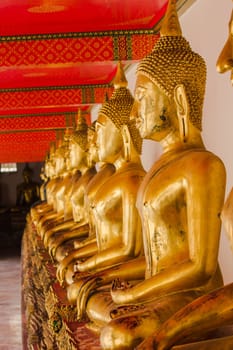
[{"x1": 0, "y1": 234, "x2": 22, "y2": 350}]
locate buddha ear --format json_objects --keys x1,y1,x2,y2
[
  {"x1": 174, "y1": 84, "x2": 189, "y2": 143},
  {"x1": 121, "y1": 125, "x2": 131, "y2": 162}
]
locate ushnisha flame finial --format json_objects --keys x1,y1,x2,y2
[
  {"x1": 71, "y1": 109, "x2": 88, "y2": 151},
  {"x1": 104, "y1": 91, "x2": 109, "y2": 102},
  {"x1": 112, "y1": 61, "x2": 128, "y2": 89},
  {"x1": 160, "y1": 0, "x2": 182, "y2": 37},
  {"x1": 63, "y1": 127, "x2": 73, "y2": 142},
  {"x1": 98, "y1": 61, "x2": 142, "y2": 154},
  {"x1": 75, "y1": 109, "x2": 88, "y2": 132}
]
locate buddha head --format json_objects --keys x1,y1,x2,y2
[
  {"x1": 23, "y1": 163, "x2": 33, "y2": 183},
  {"x1": 62, "y1": 127, "x2": 74, "y2": 171},
  {"x1": 87, "y1": 121, "x2": 98, "y2": 167},
  {"x1": 216, "y1": 7, "x2": 233, "y2": 84},
  {"x1": 133, "y1": 0, "x2": 206, "y2": 142},
  {"x1": 43, "y1": 153, "x2": 50, "y2": 179},
  {"x1": 45, "y1": 141, "x2": 55, "y2": 178},
  {"x1": 69, "y1": 110, "x2": 88, "y2": 169},
  {"x1": 96, "y1": 61, "x2": 142, "y2": 163},
  {"x1": 55, "y1": 142, "x2": 69, "y2": 175}
]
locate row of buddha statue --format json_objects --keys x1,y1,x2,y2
[{"x1": 28, "y1": 0, "x2": 233, "y2": 348}]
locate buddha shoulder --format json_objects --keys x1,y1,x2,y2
[{"x1": 179, "y1": 149, "x2": 226, "y2": 176}]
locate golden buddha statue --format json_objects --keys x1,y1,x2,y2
[
  {"x1": 16, "y1": 163, "x2": 40, "y2": 208},
  {"x1": 43, "y1": 114, "x2": 97, "y2": 256},
  {"x1": 39, "y1": 165, "x2": 47, "y2": 201},
  {"x1": 64, "y1": 61, "x2": 146, "y2": 325},
  {"x1": 134, "y1": 4, "x2": 233, "y2": 350},
  {"x1": 93, "y1": 1, "x2": 226, "y2": 349},
  {"x1": 36, "y1": 136, "x2": 73, "y2": 236},
  {"x1": 56, "y1": 120, "x2": 116, "y2": 282},
  {"x1": 216, "y1": 5, "x2": 233, "y2": 84},
  {"x1": 37, "y1": 128, "x2": 82, "y2": 238},
  {"x1": 37, "y1": 121, "x2": 88, "y2": 242},
  {"x1": 51, "y1": 120, "x2": 104, "y2": 264},
  {"x1": 30, "y1": 142, "x2": 60, "y2": 226},
  {"x1": 42, "y1": 143, "x2": 60, "y2": 210}
]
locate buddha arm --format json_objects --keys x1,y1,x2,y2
[
  {"x1": 74, "y1": 236, "x2": 96, "y2": 249},
  {"x1": 92, "y1": 256, "x2": 146, "y2": 284},
  {"x1": 56, "y1": 242, "x2": 98, "y2": 283},
  {"x1": 152, "y1": 282, "x2": 233, "y2": 350},
  {"x1": 75, "y1": 257, "x2": 146, "y2": 319},
  {"x1": 43, "y1": 219, "x2": 75, "y2": 245},
  {"x1": 38, "y1": 210, "x2": 57, "y2": 226},
  {"x1": 111, "y1": 158, "x2": 226, "y2": 305},
  {"x1": 38, "y1": 210, "x2": 64, "y2": 233},
  {"x1": 57, "y1": 237, "x2": 99, "y2": 282},
  {"x1": 49, "y1": 223, "x2": 89, "y2": 256},
  {"x1": 77, "y1": 190, "x2": 142, "y2": 272}
]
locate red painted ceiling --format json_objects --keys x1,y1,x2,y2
[{"x1": 0, "y1": 0, "x2": 193, "y2": 163}]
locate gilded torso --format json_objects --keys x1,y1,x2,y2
[
  {"x1": 71, "y1": 167, "x2": 97, "y2": 222},
  {"x1": 137, "y1": 149, "x2": 225, "y2": 281},
  {"x1": 92, "y1": 163, "x2": 145, "y2": 251}
]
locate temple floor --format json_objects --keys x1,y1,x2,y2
[{"x1": 0, "y1": 244, "x2": 22, "y2": 349}]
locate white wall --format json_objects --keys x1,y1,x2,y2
[
  {"x1": 92, "y1": 0, "x2": 233, "y2": 284},
  {"x1": 180, "y1": 0, "x2": 233, "y2": 284}
]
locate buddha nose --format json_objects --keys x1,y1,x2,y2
[
  {"x1": 216, "y1": 36, "x2": 233, "y2": 73},
  {"x1": 130, "y1": 101, "x2": 139, "y2": 121}
]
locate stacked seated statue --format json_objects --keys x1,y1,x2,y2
[
  {"x1": 39, "y1": 165, "x2": 47, "y2": 201},
  {"x1": 56, "y1": 118, "x2": 116, "y2": 280},
  {"x1": 37, "y1": 127, "x2": 83, "y2": 239},
  {"x1": 30, "y1": 142, "x2": 60, "y2": 225},
  {"x1": 16, "y1": 163, "x2": 40, "y2": 208},
  {"x1": 43, "y1": 113, "x2": 97, "y2": 257},
  {"x1": 61, "y1": 62, "x2": 146, "y2": 329},
  {"x1": 55, "y1": 62, "x2": 145, "y2": 288},
  {"x1": 36, "y1": 132, "x2": 74, "y2": 236},
  {"x1": 134, "y1": 5, "x2": 233, "y2": 350},
  {"x1": 38, "y1": 149, "x2": 54, "y2": 203},
  {"x1": 75, "y1": 1, "x2": 229, "y2": 349},
  {"x1": 49, "y1": 119, "x2": 106, "y2": 263}
]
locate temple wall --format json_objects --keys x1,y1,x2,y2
[{"x1": 179, "y1": 0, "x2": 233, "y2": 284}]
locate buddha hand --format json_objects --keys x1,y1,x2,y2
[
  {"x1": 56, "y1": 255, "x2": 75, "y2": 284},
  {"x1": 135, "y1": 336, "x2": 158, "y2": 350},
  {"x1": 76, "y1": 275, "x2": 103, "y2": 320},
  {"x1": 111, "y1": 278, "x2": 133, "y2": 304}
]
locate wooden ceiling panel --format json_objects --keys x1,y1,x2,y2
[
  {"x1": 0, "y1": 0, "x2": 195, "y2": 162},
  {"x1": 0, "y1": 0, "x2": 167, "y2": 36},
  {"x1": 0, "y1": 131, "x2": 56, "y2": 163}
]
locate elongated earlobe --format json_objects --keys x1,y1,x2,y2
[
  {"x1": 121, "y1": 125, "x2": 131, "y2": 162},
  {"x1": 174, "y1": 84, "x2": 189, "y2": 142}
]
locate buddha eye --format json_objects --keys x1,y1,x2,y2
[{"x1": 160, "y1": 108, "x2": 167, "y2": 121}]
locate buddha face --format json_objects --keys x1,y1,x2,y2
[
  {"x1": 55, "y1": 154, "x2": 66, "y2": 175},
  {"x1": 66, "y1": 156, "x2": 72, "y2": 172},
  {"x1": 96, "y1": 114, "x2": 123, "y2": 163},
  {"x1": 44, "y1": 163, "x2": 49, "y2": 178},
  {"x1": 133, "y1": 74, "x2": 176, "y2": 141},
  {"x1": 69, "y1": 142, "x2": 86, "y2": 169},
  {"x1": 87, "y1": 129, "x2": 98, "y2": 167},
  {"x1": 48, "y1": 160, "x2": 55, "y2": 178},
  {"x1": 216, "y1": 9, "x2": 233, "y2": 82}
]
